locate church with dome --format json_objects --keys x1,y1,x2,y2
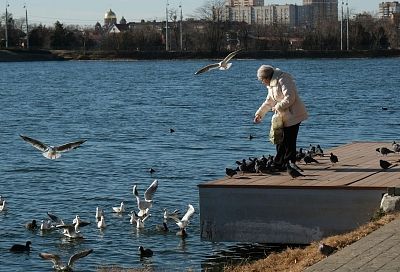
[{"x1": 99, "y1": 8, "x2": 132, "y2": 33}]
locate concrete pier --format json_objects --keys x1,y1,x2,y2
[{"x1": 198, "y1": 142, "x2": 400, "y2": 243}]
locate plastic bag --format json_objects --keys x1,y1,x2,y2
[{"x1": 269, "y1": 113, "x2": 283, "y2": 145}]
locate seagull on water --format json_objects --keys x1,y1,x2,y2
[
  {"x1": 97, "y1": 215, "x2": 106, "y2": 229},
  {"x1": 168, "y1": 204, "x2": 195, "y2": 237},
  {"x1": 0, "y1": 199, "x2": 6, "y2": 212},
  {"x1": 194, "y1": 49, "x2": 243, "y2": 75},
  {"x1": 129, "y1": 210, "x2": 151, "y2": 229},
  {"x1": 39, "y1": 248, "x2": 93, "y2": 272},
  {"x1": 133, "y1": 179, "x2": 158, "y2": 217},
  {"x1": 95, "y1": 207, "x2": 104, "y2": 222},
  {"x1": 112, "y1": 201, "x2": 125, "y2": 214},
  {"x1": 20, "y1": 134, "x2": 86, "y2": 160}
]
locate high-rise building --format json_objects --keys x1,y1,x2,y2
[
  {"x1": 379, "y1": 1, "x2": 400, "y2": 18},
  {"x1": 225, "y1": 0, "x2": 264, "y2": 7},
  {"x1": 303, "y1": 0, "x2": 338, "y2": 25}
]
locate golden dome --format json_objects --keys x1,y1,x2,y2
[{"x1": 104, "y1": 9, "x2": 116, "y2": 19}]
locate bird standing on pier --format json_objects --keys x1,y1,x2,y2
[
  {"x1": 194, "y1": 49, "x2": 243, "y2": 75},
  {"x1": 303, "y1": 155, "x2": 319, "y2": 164},
  {"x1": 330, "y1": 153, "x2": 339, "y2": 164},
  {"x1": 380, "y1": 159, "x2": 392, "y2": 169},
  {"x1": 287, "y1": 163, "x2": 304, "y2": 179},
  {"x1": 392, "y1": 141, "x2": 400, "y2": 153},
  {"x1": 225, "y1": 168, "x2": 237, "y2": 178},
  {"x1": 318, "y1": 243, "x2": 337, "y2": 256},
  {"x1": 376, "y1": 147, "x2": 395, "y2": 156}
]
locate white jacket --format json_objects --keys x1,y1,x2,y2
[{"x1": 255, "y1": 69, "x2": 308, "y2": 127}]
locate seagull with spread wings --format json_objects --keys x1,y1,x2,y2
[
  {"x1": 19, "y1": 134, "x2": 86, "y2": 160},
  {"x1": 194, "y1": 49, "x2": 243, "y2": 75},
  {"x1": 133, "y1": 179, "x2": 158, "y2": 217},
  {"x1": 39, "y1": 249, "x2": 93, "y2": 271}
]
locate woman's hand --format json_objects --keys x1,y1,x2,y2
[{"x1": 254, "y1": 114, "x2": 262, "y2": 124}]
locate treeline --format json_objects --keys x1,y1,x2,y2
[{"x1": 0, "y1": 12, "x2": 398, "y2": 52}]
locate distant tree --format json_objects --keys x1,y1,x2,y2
[{"x1": 29, "y1": 24, "x2": 51, "y2": 49}]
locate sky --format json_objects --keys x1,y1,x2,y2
[{"x1": 4, "y1": 0, "x2": 383, "y2": 26}]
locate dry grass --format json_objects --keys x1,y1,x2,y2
[{"x1": 224, "y1": 212, "x2": 399, "y2": 272}]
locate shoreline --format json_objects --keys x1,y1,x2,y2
[{"x1": 1, "y1": 48, "x2": 400, "y2": 62}]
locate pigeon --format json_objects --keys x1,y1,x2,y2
[
  {"x1": 19, "y1": 134, "x2": 86, "y2": 160},
  {"x1": 318, "y1": 243, "x2": 337, "y2": 256},
  {"x1": 392, "y1": 141, "x2": 400, "y2": 153},
  {"x1": 289, "y1": 162, "x2": 304, "y2": 172},
  {"x1": 194, "y1": 49, "x2": 243, "y2": 75},
  {"x1": 303, "y1": 155, "x2": 319, "y2": 164},
  {"x1": 287, "y1": 163, "x2": 304, "y2": 179},
  {"x1": 380, "y1": 159, "x2": 392, "y2": 169},
  {"x1": 25, "y1": 219, "x2": 39, "y2": 231},
  {"x1": 169, "y1": 204, "x2": 195, "y2": 237},
  {"x1": 315, "y1": 145, "x2": 324, "y2": 157},
  {"x1": 10, "y1": 241, "x2": 31, "y2": 253},
  {"x1": 138, "y1": 246, "x2": 153, "y2": 258},
  {"x1": 376, "y1": 147, "x2": 395, "y2": 156},
  {"x1": 133, "y1": 179, "x2": 158, "y2": 217},
  {"x1": 112, "y1": 202, "x2": 125, "y2": 214},
  {"x1": 225, "y1": 168, "x2": 237, "y2": 178},
  {"x1": 330, "y1": 153, "x2": 339, "y2": 164},
  {"x1": 39, "y1": 249, "x2": 93, "y2": 271}
]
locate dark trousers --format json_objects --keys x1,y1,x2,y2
[{"x1": 274, "y1": 122, "x2": 301, "y2": 166}]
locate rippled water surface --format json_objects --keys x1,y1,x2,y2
[{"x1": 0, "y1": 58, "x2": 399, "y2": 271}]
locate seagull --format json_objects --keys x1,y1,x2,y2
[
  {"x1": 56, "y1": 224, "x2": 84, "y2": 239},
  {"x1": 318, "y1": 243, "x2": 337, "y2": 256},
  {"x1": 95, "y1": 207, "x2": 104, "y2": 222},
  {"x1": 380, "y1": 159, "x2": 392, "y2": 169},
  {"x1": 225, "y1": 168, "x2": 237, "y2": 178},
  {"x1": 10, "y1": 241, "x2": 31, "y2": 253},
  {"x1": 112, "y1": 201, "x2": 125, "y2": 214},
  {"x1": 170, "y1": 204, "x2": 195, "y2": 237},
  {"x1": 330, "y1": 153, "x2": 339, "y2": 164},
  {"x1": 40, "y1": 219, "x2": 54, "y2": 231},
  {"x1": 138, "y1": 246, "x2": 153, "y2": 258},
  {"x1": 97, "y1": 215, "x2": 106, "y2": 229},
  {"x1": 133, "y1": 179, "x2": 158, "y2": 217},
  {"x1": 0, "y1": 199, "x2": 6, "y2": 212},
  {"x1": 39, "y1": 249, "x2": 93, "y2": 272},
  {"x1": 194, "y1": 49, "x2": 243, "y2": 75},
  {"x1": 287, "y1": 163, "x2": 304, "y2": 179},
  {"x1": 129, "y1": 210, "x2": 151, "y2": 229},
  {"x1": 19, "y1": 134, "x2": 86, "y2": 160},
  {"x1": 376, "y1": 147, "x2": 395, "y2": 156}
]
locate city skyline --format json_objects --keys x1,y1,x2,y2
[{"x1": 4, "y1": 0, "x2": 384, "y2": 26}]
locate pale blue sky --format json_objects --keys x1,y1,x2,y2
[{"x1": 5, "y1": 0, "x2": 382, "y2": 26}]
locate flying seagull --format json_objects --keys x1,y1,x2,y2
[
  {"x1": 133, "y1": 179, "x2": 158, "y2": 217},
  {"x1": 39, "y1": 249, "x2": 93, "y2": 271},
  {"x1": 19, "y1": 134, "x2": 86, "y2": 160},
  {"x1": 194, "y1": 49, "x2": 243, "y2": 75},
  {"x1": 169, "y1": 204, "x2": 195, "y2": 237}
]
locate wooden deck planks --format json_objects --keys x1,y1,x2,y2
[{"x1": 201, "y1": 142, "x2": 400, "y2": 189}]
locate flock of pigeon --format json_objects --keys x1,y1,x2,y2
[
  {"x1": 1, "y1": 134, "x2": 196, "y2": 271},
  {"x1": 225, "y1": 144, "x2": 339, "y2": 179},
  {"x1": 226, "y1": 141, "x2": 400, "y2": 180}
]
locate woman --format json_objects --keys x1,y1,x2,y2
[{"x1": 254, "y1": 65, "x2": 308, "y2": 171}]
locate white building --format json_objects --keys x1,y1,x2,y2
[{"x1": 379, "y1": 1, "x2": 400, "y2": 18}]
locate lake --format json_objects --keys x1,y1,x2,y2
[{"x1": 0, "y1": 57, "x2": 399, "y2": 271}]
